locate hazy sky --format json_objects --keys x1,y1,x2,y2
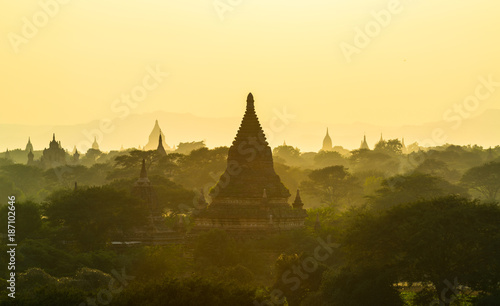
[{"x1": 1, "y1": 0, "x2": 499, "y2": 149}]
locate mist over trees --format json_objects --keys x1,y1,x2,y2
[{"x1": 0, "y1": 141, "x2": 499, "y2": 305}]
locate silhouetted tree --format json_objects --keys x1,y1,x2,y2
[
  {"x1": 175, "y1": 141, "x2": 206, "y2": 155},
  {"x1": 44, "y1": 186, "x2": 147, "y2": 250},
  {"x1": 343, "y1": 196, "x2": 500, "y2": 306},
  {"x1": 314, "y1": 267, "x2": 403, "y2": 306},
  {"x1": 0, "y1": 201, "x2": 41, "y2": 241},
  {"x1": 273, "y1": 253, "x2": 328, "y2": 306},
  {"x1": 461, "y1": 161, "x2": 500, "y2": 201},
  {"x1": 414, "y1": 158, "x2": 461, "y2": 183},
  {"x1": 273, "y1": 144, "x2": 302, "y2": 166},
  {"x1": 368, "y1": 173, "x2": 467, "y2": 211},
  {"x1": 301, "y1": 166, "x2": 362, "y2": 209},
  {"x1": 313, "y1": 151, "x2": 348, "y2": 169}
]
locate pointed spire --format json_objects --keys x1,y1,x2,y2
[
  {"x1": 73, "y1": 147, "x2": 80, "y2": 162},
  {"x1": 92, "y1": 137, "x2": 99, "y2": 150},
  {"x1": 25, "y1": 137, "x2": 34, "y2": 152},
  {"x1": 283, "y1": 140, "x2": 287, "y2": 146},
  {"x1": 53, "y1": 133, "x2": 55, "y2": 141},
  {"x1": 360, "y1": 133, "x2": 370, "y2": 150},
  {"x1": 140, "y1": 158, "x2": 147, "y2": 178},
  {"x1": 157, "y1": 132, "x2": 167, "y2": 156},
  {"x1": 211, "y1": 93, "x2": 290, "y2": 199},
  {"x1": 246, "y1": 92, "x2": 254, "y2": 109},
  {"x1": 27, "y1": 149, "x2": 34, "y2": 165},
  {"x1": 322, "y1": 128, "x2": 333, "y2": 151},
  {"x1": 145, "y1": 120, "x2": 170, "y2": 151},
  {"x1": 292, "y1": 189, "x2": 304, "y2": 209},
  {"x1": 379, "y1": 133, "x2": 384, "y2": 142},
  {"x1": 134, "y1": 158, "x2": 151, "y2": 187}
]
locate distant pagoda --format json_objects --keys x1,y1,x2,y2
[
  {"x1": 91, "y1": 137, "x2": 100, "y2": 151},
  {"x1": 40, "y1": 134, "x2": 66, "y2": 168},
  {"x1": 27, "y1": 149, "x2": 34, "y2": 165},
  {"x1": 321, "y1": 128, "x2": 333, "y2": 151},
  {"x1": 193, "y1": 93, "x2": 307, "y2": 237},
  {"x1": 360, "y1": 134, "x2": 370, "y2": 150},
  {"x1": 25, "y1": 137, "x2": 33, "y2": 152},
  {"x1": 144, "y1": 120, "x2": 171, "y2": 151}
]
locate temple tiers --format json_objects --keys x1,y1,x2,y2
[{"x1": 193, "y1": 93, "x2": 307, "y2": 237}]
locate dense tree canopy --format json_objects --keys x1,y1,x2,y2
[
  {"x1": 461, "y1": 161, "x2": 500, "y2": 201},
  {"x1": 43, "y1": 186, "x2": 147, "y2": 250},
  {"x1": 343, "y1": 196, "x2": 500, "y2": 305}
]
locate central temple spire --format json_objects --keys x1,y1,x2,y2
[
  {"x1": 246, "y1": 92, "x2": 254, "y2": 109},
  {"x1": 211, "y1": 92, "x2": 289, "y2": 199},
  {"x1": 194, "y1": 92, "x2": 306, "y2": 237}
]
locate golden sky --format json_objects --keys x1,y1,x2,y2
[{"x1": 1, "y1": 0, "x2": 499, "y2": 150}]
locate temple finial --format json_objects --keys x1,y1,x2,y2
[
  {"x1": 292, "y1": 189, "x2": 304, "y2": 209},
  {"x1": 53, "y1": 133, "x2": 55, "y2": 141},
  {"x1": 246, "y1": 93, "x2": 254, "y2": 109}
]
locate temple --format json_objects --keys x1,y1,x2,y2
[
  {"x1": 124, "y1": 159, "x2": 184, "y2": 244},
  {"x1": 360, "y1": 134, "x2": 370, "y2": 150},
  {"x1": 92, "y1": 137, "x2": 100, "y2": 151},
  {"x1": 193, "y1": 93, "x2": 307, "y2": 237},
  {"x1": 144, "y1": 120, "x2": 171, "y2": 151},
  {"x1": 73, "y1": 148, "x2": 80, "y2": 163},
  {"x1": 156, "y1": 133, "x2": 167, "y2": 157},
  {"x1": 321, "y1": 128, "x2": 333, "y2": 151},
  {"x1": 25, "y1": 137, "x2": 33, "y2": 152},
  {"x1": 41, "y1": 134, "x2": 66, "y2": 168},
  {"x1": 27, "y1": 149, "x2": 34, "y2": 165}
]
